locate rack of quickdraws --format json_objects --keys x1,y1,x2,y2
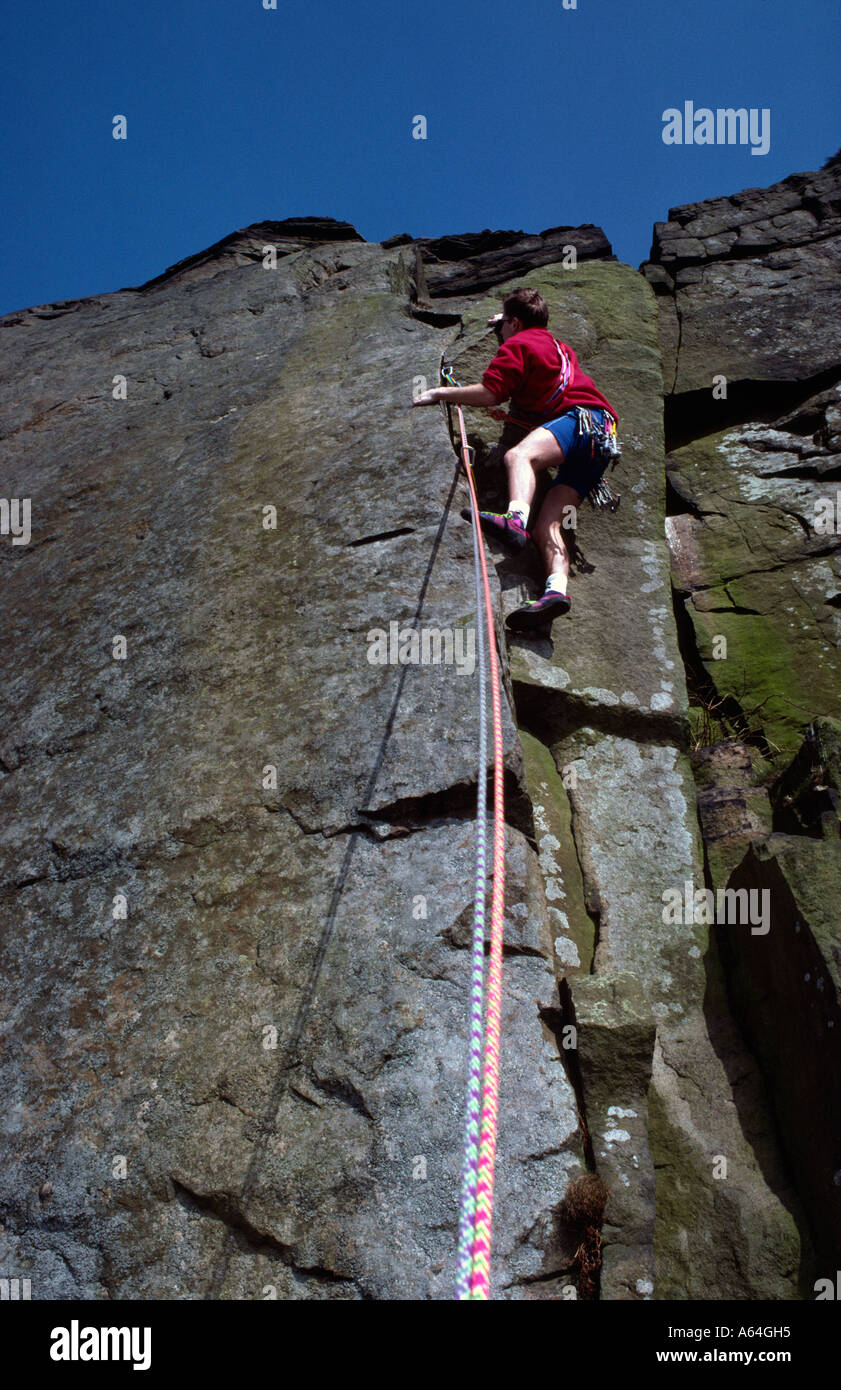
[
  {"x1": 575, "y1": 406, "x2": 622, "y2": 512},
  {"x1": 589, "y1": 474, "x2": 621, "y2": 511}
]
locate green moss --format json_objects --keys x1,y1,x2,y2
[
  {"x1": 670, "y1": 428, "x2": 841, "y2": 760},
  {"x1": 689, "y1": 605, "x2": 817, "y2": 758}
]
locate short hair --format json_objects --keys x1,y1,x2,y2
[{"x1": 502, "y1": 287, "x2": 549, "y2": 329}]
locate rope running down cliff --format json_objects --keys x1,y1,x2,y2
[{"x1": 441, "y1": 365, "x2": 507, "y2": 1301}]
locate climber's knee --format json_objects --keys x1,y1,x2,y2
[{"x1": 505, "y1": 427, "x2": 564, "y2": 475}]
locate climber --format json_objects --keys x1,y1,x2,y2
[{"x1": 412, "y1": 287, "x2": 619, "y2": 631}]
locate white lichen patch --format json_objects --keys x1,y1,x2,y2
[
  {"x1": 582, "y1": 686, "x2": 620, "y2": 705},
  {"x1": 553, "y1": 937, "x2": 580, "y2": 968},
  {"x1": 640, "y1": 539, "x2": 665, "y2": 594}
]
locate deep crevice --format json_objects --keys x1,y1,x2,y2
[
  {"x1": 360, "y1": 767, "x2": 534, "y2": 842},
  {"x1": 510, "y1": 1260, "x2": 577, "y2": 1289},
  {"x1": 345, "y1": 526, "x2": 416, "y2": 547},
  {"x1": 703, "y1": 603, "x2": 762, "y2": 616},
  {"x1": 669, "y1": 579, "x2": 776, "y2": 760},
  {"x1": 410, "y1": 307, "x2": 463, "y2": 328},
  {"x1": 514, "y1": 678, "x2": 687, "y2": 751},
  {"x1": 540, "y1": 984, "x2": 596, "y2": 1172},
  {"x1": 664, "y1": 365, "x2": 841, "y2": 453},
  {"x1": 665, "y1": 468, "x2": 704, "y2": 520},
  {"x1": 300, "y1": 1071, "x2": 375, "y2": 1120},
  {"x1": 765, "y1": 461, "x2": 841, "y2": 482},
  {"x1": 171, "y1": 1179, "x2": 360, "y2": 1286}
]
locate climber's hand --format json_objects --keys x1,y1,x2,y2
[{"x1": 412, "y1": 389, "x2": 441, "y2": 407}]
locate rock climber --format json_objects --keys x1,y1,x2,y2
[{"x1": 412, "y1": 286, "x2": 619, "y2": 631}]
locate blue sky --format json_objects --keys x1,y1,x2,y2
[{"x1": 1, "y1": 0, "x2": 839, "y2": 314}]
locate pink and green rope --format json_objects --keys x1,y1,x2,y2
[{"x1": 443, "y1": 372, "x2": 507, "y2": 1301}]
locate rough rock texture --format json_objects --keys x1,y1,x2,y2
[
  {"x1": 415, "y1": 225, "x2": 614, "y2": 297},
  {"x1": 1, "y1": 170, "x2": 838, "y2": 1300},
  {"x1": 645, "y1": 156, "x2": 841, "y2": 766},
  {"x1": 643, "y1": 160, "x2": 841, "y2": 400},
  {"x1": 647, "y1": 155, "x2": 841, "y2": 1286},
  {"x1": 0, "y1": 218, "x2": 583, "y2": 1299},
  {"x1": 771, "y1": 715, "x2": 841, "y2": 837},
  {"x1": 717, "y1": 830, "x2": 841, "y2": 1268},
  {"x1": 442, "y1": 258, "x2": 804, "y2": 1298},
  {"x1": 697, "y1": 720, "x2": 841, "y2": 1272},
  {"x1": 664, "y1": 390, "x2": 841, "y2": 759}
]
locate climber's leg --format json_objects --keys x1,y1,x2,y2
[
  {"x1": 502, "y1": 425, "x2": 565, "y2": 512},
  {"x1": 467, "y1": 422, "x2": 567, "y2": 551},
  {"x1": 505, "y1": 484, "x2": 581, "y2": 631},
  {"x1": 532, "y1": 482, "x2": 581, "y2": 593}
]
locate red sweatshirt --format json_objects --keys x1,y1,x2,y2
[{"x1": 482, "y1": 327, "x2": 617, "y2": 427}]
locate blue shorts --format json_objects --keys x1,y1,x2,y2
[{"x1": 540, "y1": 408, "x2": 614, "y2": 500}]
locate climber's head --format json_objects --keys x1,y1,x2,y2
[{"x1": 499, "y1": 286, "x2": 549, "y2": 340}]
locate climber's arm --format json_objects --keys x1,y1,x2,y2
[
  {"x1": 413, "y1": 384, "x2": 499, "y2": 408},
  {"x1": 412, "y1": 331, "x2": 517, "y2": 408}
]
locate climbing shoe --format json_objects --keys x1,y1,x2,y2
[
  {"x1": 506, "y1": 590, "x2": 571, "y2": 632},
  {"x1": 461, "y1": 509, "x2": 531, "y2": 551}
]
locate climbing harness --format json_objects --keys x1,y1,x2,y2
[
  {"x1": 573, "y1": 405, "x2": 621, "y2": 461},
  {"x1": 571, "y1": 406, "x2": 622, "y2": 512},
  {"x1": 446, "y1": 349, "x2": 623, "y2": 511},
  {"x1": 441, "y1": 363, "x2": 507, "y2": 1301}
]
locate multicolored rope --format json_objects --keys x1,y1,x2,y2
[
  {"x1": 441, "y1": 365, "x2": 507, "y2": 1301},
  {"x1": 453, "y1": 420, "x2": 489, "y2": 1301}
]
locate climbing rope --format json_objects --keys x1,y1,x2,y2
[
  {"x1": 441, "y1": 365, "x2": 507, "y2": 1301},
  {"x1": 453, "y1": 411, "x2": 489, "y2": 1301}
]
